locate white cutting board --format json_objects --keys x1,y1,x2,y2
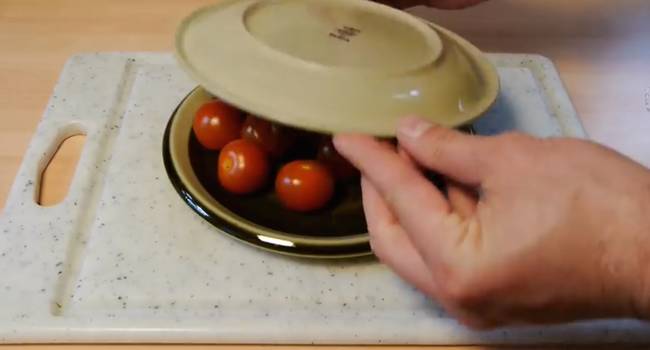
[{"x1": 1, "y1": 53, "x2": 649, "y2": 345}]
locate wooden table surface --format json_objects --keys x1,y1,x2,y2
[{"x1": 1, "y1": 0, "x2": 649, "y2": 348}]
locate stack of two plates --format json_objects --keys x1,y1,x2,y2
[{"x1": 163, "y1": 0, "x2": 499, "y2": 258}]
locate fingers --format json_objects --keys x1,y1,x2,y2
[
  {"x1": 447, "y1": 180, "x2": 478, "y2": 218},
  {"x1": 362, "y1": 167, "x2": 491, "y2": 329},
  {"x1": 334, "y1": 134, "x2": 457, "y2": 261},
  {"x1": 397, "y1": 116, "x2": 490, "y2": 186},
  {"x1": 334, "y1": 134, "x2": 449, "y2": 213},
  {"x1": 361, "y1": 177, "x2": 438, "y2": 295},
  {"x1": 400, "y1": 140, "x2": 478, "y2": 218},
  {"x1": 397, "y1": 145, "x2": 419, "y2": 169}
]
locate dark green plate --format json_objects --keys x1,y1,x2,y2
[{"x1": 163, "y1": 87, "x2": 372, "y2": 258}]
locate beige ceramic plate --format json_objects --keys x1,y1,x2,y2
[{"x1": 175, "y1": 0, "x2": 499, "y2": 136}]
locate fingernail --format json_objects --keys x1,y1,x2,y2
[{"x1": 399, "y1": 117, "x2": 432, "y2": 139}]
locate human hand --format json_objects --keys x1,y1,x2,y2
[
  {"x1": 373, "y1": 0, "x2": 487, "y2": 10},
  {"x1": 334, "y1": 117, "x2": 650, "y2": 329}
]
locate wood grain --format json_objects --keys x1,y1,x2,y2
[{"x1": 0, "y1": 0, "x2": 649, "y2": 348}]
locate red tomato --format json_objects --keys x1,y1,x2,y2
[
  {"x1": 275, "y1": 160, "x2": 334, "y2": 212},
  {"x1": 218, "y1": 139, "x2": 269, "y2": 194},
  {"x1": 317, "y1": 137, "x2": 359, "y2": 181},
  {"x1": 193, "y1": 100, "x2": 242, "y2": 150},
  {"x1": 240, "y1": 115, "x2": 295, "y2": 158}
]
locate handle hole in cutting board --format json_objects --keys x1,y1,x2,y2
[{"x1": 38, "y1": 134, "x2": 86, "y2": 207}]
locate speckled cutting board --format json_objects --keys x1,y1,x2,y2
[{"x1": 1, "y1": 53, "x2": 649, "y2": 345}]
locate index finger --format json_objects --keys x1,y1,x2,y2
[{"x1": 334, "y1": 134, "x2": 451, "y2": 251}]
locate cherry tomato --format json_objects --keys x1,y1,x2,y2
[
  {"x1": 193, "y1": 100, "x2": 242, "y2": 150},
  {"x1": 218, "y1": 139, "x2": 269, "y2": 194},
  {"x1": 240, "y1": 115, "x2": 296, "y2": 158},
  {"x1": 275, "y1": 160, "x2": 334, "y2": 212},
  {"x1": 317, "y1": 137, "x2": 359, "y2": 181}
]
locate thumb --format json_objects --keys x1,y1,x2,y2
[{"x1": 396, "y1": 116, "x2": 490, "y2": 186}]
